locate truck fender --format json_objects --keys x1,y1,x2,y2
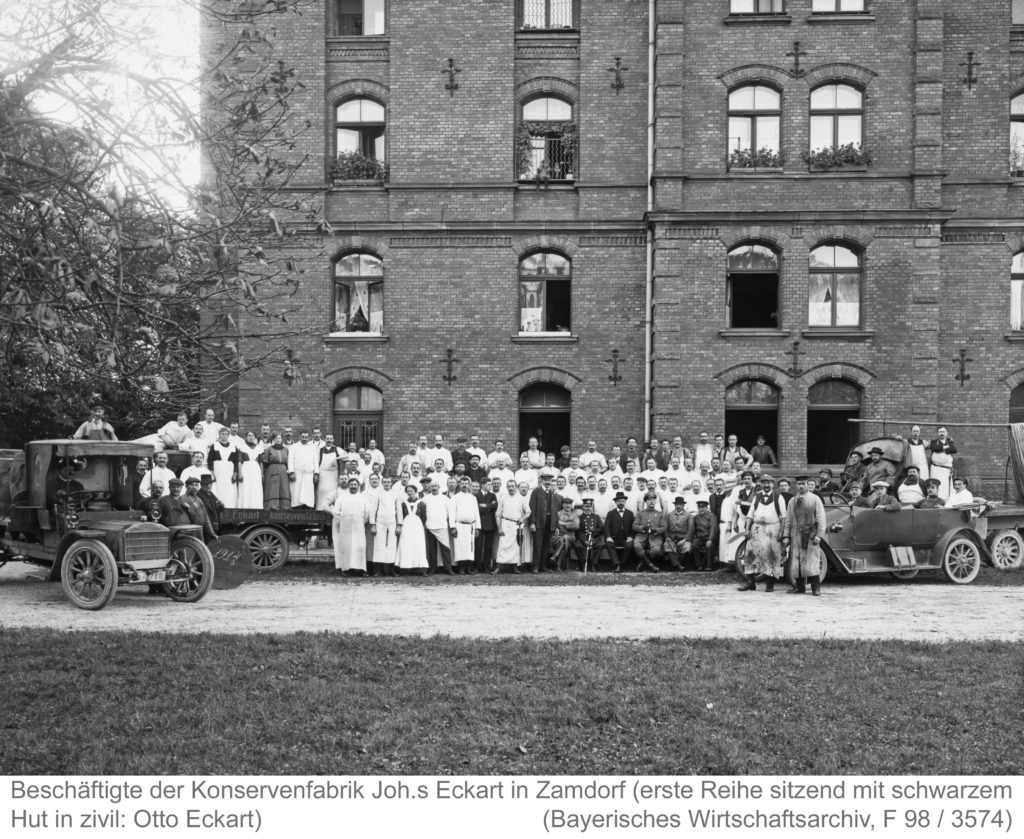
[
  {"x1": 48, "y1": 529, "x2": 108, "y2": 581},
  {"x1": 933, "y1": 527, "x2": 991, "y2": 567}
]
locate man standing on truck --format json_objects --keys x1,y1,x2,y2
[{"x1": 72, "y1": 405, "x2": 117, "y2": 441}]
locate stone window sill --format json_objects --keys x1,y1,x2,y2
[
  {"x1": 324, "y1": 334, "x2": 389, "y2": 344},
  {"x1": 801, "y1": 328, "x2": 874, "y2": 341},
  {"x1": 722, "y1": 14, "x2": 792, "y2": 26},
  {"x1": 807, "y1": 165, "x2": 868, "y2": 174},
  {"x1": 807, "y1": 13, "x2": 875, "y2": 24},
  {"x1": 728, "y1": 167, "x2": 784, "y2": 175},
  {"x1": 1004, "y1": 332, "x2": 1024, "y2": 344},
  {"x1": 516, "y1": 181, "x2": 578, "y2": 190},
  {"x1": 718, "y1": 328, "x2": 789, "y2": 339},
  {"x1": 331, "y1": 179, "x2": 387, "y2": 189},
  {"x1": 512, "y1": 334, "x2": 578, "y2": 344}
]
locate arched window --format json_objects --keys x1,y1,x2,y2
[
  {"x1": 333, "y1": 384, "x2": 383, "y2": 451},
  {"x1": 1012, "y1": 93, "x2": 1024, "y2": 176},
  {"x1": 521, "y1": 0, "x2": 573, "y2": 29},
  {"x1": 518, "y1": 96, "x2": 576, "y2": 181},
  {"x1": 519, "y1": 384, "x2": 571, "y2": 456},
  {"x1": 333, "y1": 252, "x2": 383, "y2": 334},
  {"x1": 727, "y1": 243, "x2": 779, "y2": 328},
  {"x1": 335, "y1": 98, "x2": 385, "y2": 169},
  {"x1": 807, "y1": 380, "x2": 861, "y2": 464},
  {"x1": 809, "y1": 243, "x2": 861, "y2": 327},
  {"x1": 725, "y1": 379, "x2": 780, "y2": 463},
  {"x1": 1012, "y1": 252, "x2": 1024, "y2": 331},
  {"x1": 809, "y1": 84, "x2": 863, "y2": 153},
  {"x1": 332, "y1": 1, "x2": 385, "y2": 36},
  {"x1": 519, "y1": 252, "x2": 571, "y2": 334},
  {"x1": 727, "y1": 85, "x2": 781, "y2": 169},
  {"x1": 1011, "y1": 384, "x2": 1024, "y2": 424}
]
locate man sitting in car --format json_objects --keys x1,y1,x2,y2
[{"x1": 866, "y1": 480, "x2": 901, "y2": 511}]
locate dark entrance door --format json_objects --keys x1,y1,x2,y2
[
  {"x1": 806, "y1": 380, "x2": 861, "y2": 465},
  {"x1": 333, "y1": 383, "x2": 383, "y2": 451},
  {"x1": 518, "y1": 385, "x2": 571, "y2": 457},
  {"x1": 724, "y1": 379, "x2": 779, "y2": 463}
]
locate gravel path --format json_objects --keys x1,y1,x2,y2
[{"x1": 1, "y1": 562, "x2": 1020, "y2": 641}]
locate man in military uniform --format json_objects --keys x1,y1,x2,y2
[
  {"x1": 688, "y1": 498, "x2": 718, "y2": 572},
  {"x1": 632, "y1": 493, "x2": 667, "y2": 572},
  {"x1": 551, "y1": 496, "x2": 580, "y2": 571},
  {"x1": 662, "y1": 496, "x2": 692, "y2": 571},
  {"x1": 918, "y1": 478, "x2": 946, "y2": 508},
  {"x1": 198, "y1": 473, "x2": 225, "y2": 537},
  {"x1": 574, "y1": 497, "x2": 604, "y2": 572}
]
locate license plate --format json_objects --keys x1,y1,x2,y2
[{"x1": 146, "y1": 570, "x2": 166, "y2": 583}]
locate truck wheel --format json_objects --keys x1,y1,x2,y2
[
  {"x1": 61, "y1": 539, "x2": 117, "y2": 610},
  {"x1": 986, "y1": 529, "x2": 1024, "y2": 570},
  {"x1": 163, "y1": 536, "x2": 215, "y2": 602},
  {"x1": 941, "y1": 536, "x2": 981, "y2": 584},
  {"x1": 245, "y1": 527, "x2": 290, "y2": 571}
]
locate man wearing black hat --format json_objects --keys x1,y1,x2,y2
[
  {"x1": 156, "y1": 478, "x2": 192, "y2": 526},
  {"x1": 602, "y1": 491, "x2": 635, "y2": 573},
  {"x1": 473, "y1": 478, "x2": 499, "y2": 572},
  {"x1": 783, "y1": 476, "x2": 826, "y2": 596},
  {"x1": 663, "y1": 496, "x2": 692, "y2": 571},
  {"x1": 198, "y1": 473, "x2": 225, "y2": 537},
  {"x1": 182, "y1": 476, "x2": 218, "y2": 542},
  {"x1": 863, "y1": 447, "x2": 896, "y2": 489},
  {"x1": 688, "y1": 498, "x2": 718, "y2": 572},
  {"x1": 528, "y1": 471, "x2": 558, "y2": 573},
  {"x1": 632, "y1": 493, "x2": 666, "y2": 572}
]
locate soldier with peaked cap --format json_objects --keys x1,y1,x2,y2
[
  {"x1": 687, "y1": 498, "x2": 718, "y2": 572},
  {"x1": 918, "y1": 477, "x2": 947, "y2": 509}
]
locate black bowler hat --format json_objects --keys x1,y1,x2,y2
[
  {"x1": 200, "y1": 473, "x2": 214, "y2": 484},
  {"x1": 614, "y1": 491, "x2": 628, "y2": 501}
]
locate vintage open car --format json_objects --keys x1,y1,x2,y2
[{"x1": 0, "y1": 440, "x2": 214, "y2": 609}]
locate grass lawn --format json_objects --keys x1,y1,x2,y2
[{"x1": 1, "y1": 630, "x2": 1020, "y2": 776}]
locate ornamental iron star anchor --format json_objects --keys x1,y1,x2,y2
[
  {"x1": 786, "y1": 340, "x2": 804, "y2": 377},
  {"x1": 606, "y1": 348, "x2": 624, "y2": 386},
  {"x1": 960, "y1": 51, "x2": 981, "y2": 90},
  {"x1": 442, "y1": 58, "x2": 462, "y2": 97},
  {"x1": 440, "y1": 347, "x2": 461, "y2": 386},
  {"x1": 607, "y1": 57, "x2": 629, "y2": 94},
  {"x1": 952, "y1": 347, "x2": 973, "y2": 387},
  {"x1": 786, "y1": 41, "x2": 808, "y2": 77}
]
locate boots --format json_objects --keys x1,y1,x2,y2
[
  {"x1": 737, "y1": 573, "x2": 757, "y2": 591},
  {"x1": 764, "y1": 576, "x2": 775, "y2": 593},
  {"x1": 809, "y1": 575, "x2": 821, "y2": 596},
  {"x1": 787, "y1": 576, "x2": 806, "y2": 594}
]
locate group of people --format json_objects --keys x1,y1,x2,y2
[{"x1": 76, "y1": 406, "x2": 980, "y2": 592}]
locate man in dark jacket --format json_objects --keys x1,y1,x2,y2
[
  {"x1": 602, "y1": 491, "x2": 635, "y2": 573},
  {"x1": 473, "y1": 478, "x2": 499, "y2": 572},
  {"x1": 198, "y1": 474, "x2": 225, "y2": 537},
  {"x1": 528, "y1": 471, "x2": 558, "y2": 573}
]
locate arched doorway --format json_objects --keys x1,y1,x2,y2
[
  {"x1": 333, "y1": 383, "x2": 383, "y2": 451},
  {"x1": 724, "y1": 379, "x2": 779, "y2": 462},
  {"x1": 806, "y1": 379, "x2": 861, "y2": 464},
  {"x1": 518, "y1": 384, "x2": 570, "y2": 458}
]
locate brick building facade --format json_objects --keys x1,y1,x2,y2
[{"x1": 209, "y1": 1, "x2": 1024, "y2": 484}]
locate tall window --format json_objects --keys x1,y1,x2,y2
[
  {"x1": 1016, "y1": 1, "x2": 1024, "y2": 25},
  {"x1": 809, "y1": 243, "x2": 861, "y2": 327},
  {"x1": 809, "y1": 84, "x2": 863, "y2": 153},
  {"x1": 725, "y1": 380, "x2": 780, "y2": 463},
  {"x1": 727, "y1": 85, "x2": 781, "y2": 169},
  {"x1": 1011, "y1": 384, "x2": 1024, "y2": 424},
  {"x1": 333, "y1": 384, "x2": 383, "y2": 451},
  {"x1": 518, "y1": 97, "x2": 576, "y2": 180},
  {"x1": 333, "y1": 253, "x2": 383, "y2": 334},
  {"x1": 727, "y1": 244, "x2": 779, "y2": 328},
  {"x1": 519, "y1": 252, "x2": 571, "y2": 334},
  {"x1": 336, "y1": 98, "x2": 385, "y2": 160},
  {"x1": 730, "y1": 1, "x2": 784, "y2": 12},
  {"x1": 1012, "y1": 94, "x2": 1024, "y2": 176},
  {"x1": 1012, "y1": 252, "x2": 1024, "y2": 331},
  {"x1": 807, "y1": 380, "x2": 861, "y2": 464},
  {"x1": 333, "y1": 0, "x2": 385, "y2": 36},
  {"x1": 811, "y1": 0, "x2": 865, "y2": 11},
  {"x1": 521, "y1": 1, "x2": 573, "y2": 29}
]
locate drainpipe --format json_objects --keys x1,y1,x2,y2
[{"x1": 643, "y1": 0, "x2": 655, "y2": 444}]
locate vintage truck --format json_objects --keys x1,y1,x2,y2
[{"x1": 0, "y1": 440, "x2": 215, "y2": 610}]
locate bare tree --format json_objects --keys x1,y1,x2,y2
[{"x1": 0, "y1": 0, "x2": 326, "y2": 443}]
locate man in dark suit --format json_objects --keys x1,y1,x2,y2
[
  {"x1": 473, "y1": 478, "x2": 499, "y2": 573},
  {"x1": 602, "y1": 491, "x2": 635, "y2": 573},
  {"x1": 528, "y1": 471, "x2": 558, "y2": 573}
]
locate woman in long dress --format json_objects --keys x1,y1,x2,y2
[
  {"x1": 331, "y1": 477, "x2": 369, "y2": 574},
  {"x1": 395, "y1": 484, "x2": 428, "y2": 574},
  {"x1": 259, "y1": 433, "x2": 290, "y2": 510},
  {"x1": 208, "y1": 427, "x2": 239, "y2": 508},
  {"x1": 316, "y1": 444, "x2": 341, "y2": 510},
  {"x1": 236, "y1": 431, "x2": 265, "y2": 509}
]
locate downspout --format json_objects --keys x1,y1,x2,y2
[{"x1": 643, "y1": 0, "x2": 655, "y2": 444}]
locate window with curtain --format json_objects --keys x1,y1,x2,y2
[
  {"x1": 808, "y1": 243, "x2": 861, "y2": 327},
  {"x1": 333, "y1": 253, "x2": 383, "y2": 334},
  {"x1": 519, "y1": 252, "x2": 571, "y2": 334}
]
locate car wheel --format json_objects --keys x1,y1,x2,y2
[
  {"x1": 941, "y1": 536, "x2": 981, "y2": 585},
  {"x1": 733, "y1": 538, "x2": 748, "y2": 575},
  {"x1": 246, "y1": 526, "x2": 290, "y2": 571},
  {"x1": 890, "y1": 568, "x2": 920, "y2": 581},
  {"x1": 61, "y1": 539, "x2": 117, "y2": 610},
  {"x1": 986, "y1": 529, "x2": 1024, "y2": 570},
  {"x1": 163, "y1": 536, "x2": 215, "y2": 602}
]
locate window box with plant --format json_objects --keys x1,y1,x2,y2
[
  {"x1": 728, "y1": 147, "x2": 784, "y2": 172},
  {"x1": 803, "y1": 143, "x2": 871, "y2": 171},
  {"x1": 516, "y1": 122, "x2": 577, "y2": 182},
  {"x1": 330, "y1": 151, "x2": 387, "y2": 185}
]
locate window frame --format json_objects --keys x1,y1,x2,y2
[
  {"x1": 1012, "y1": 252, "x2": 1024, "y2": 332},
  {"x1": 726, "y1": 243, "x2": 781, "y2": 329},
  {"x1": 810, "y1": 0, "x2": 866, "y2": 12},
  {"x1": 332, "y1": 251, "x2": 384, "y2": 336},
  {"x1": 331, "y1": 0, "x2": 386, "y2": 37},
  {"x1": 334, "y1": 97, "x2": 386, "y2": 162},
  {"x1": 517, "y1": 251, "x2": 573, "y2": 336},
  {"x1": 729, "y1": 0, "x2": 785, "y2": 13},
  {"x1": 808, "y1": 83, "x2": 864, "y2": 154},
  {"x1": 807, "y1": 242, "x2": 863, "y2": 329},
  {"x1": 726, "y1": 84, "x2": 782, "y2": 170},
  {"x1": 1012, "y1": 93, "x2": 1024, "y2": 177},
  {"x1": 519, "y1": 0, "x2": 576, "y2": 31},
  {"x1": 518, "y1": 95, "x2": 577, "y2": 182}
]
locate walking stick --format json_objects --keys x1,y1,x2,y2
[{"x1": 583, "y1": 529, "x2": 592, "y2": 575}]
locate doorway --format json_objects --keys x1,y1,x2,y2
[
  {"x1": 724, "y1": 379, "x2": 779, "y2": 462},
  {"x1": 806, "y1": 380, "x2": 861, "y2": 464},
  {"x1": 518, "y1": 384, "x2": 571, "y2": 457}
]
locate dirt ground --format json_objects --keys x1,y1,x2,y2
[{"x1": 1, "y1": 560, "x2": 1021, "y2": 641}]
